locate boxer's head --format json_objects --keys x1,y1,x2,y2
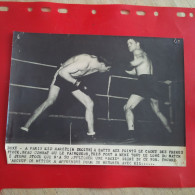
[
  {"x1": 92, "y1": 56, "x2": 111, "y2": 72},
  {"x1": 98, "y1": 56, "x2": 111, "y2": 72},
  {"x1": 97, "y1": 56, "x2": 111, "y2": 65},
  {"x1": 127, "y1": 39, "x2": 141, "y2": 52},
  {"x1": 98, "y1": 63, "x2": 111, "y2": 72}
]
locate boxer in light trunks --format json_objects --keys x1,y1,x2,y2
[
  {"x1": 124, "y1": 39, "x2": 172, "y2": 141},
  {"x1": 21, "y1": 54, "x2": 111, "y2": 136}
]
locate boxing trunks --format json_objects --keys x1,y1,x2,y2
[
  {"x1": 134, "y1": 74, "x2": 166, "y2": 101},
  {"x1": 53, "y1": 73, "x2": 97, "y2": 99},
  {"x1": 53, "y1": 75, "x2": 78, "y2": 93}
]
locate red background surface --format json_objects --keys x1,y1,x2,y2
[{"x1": 0, "y1": 2, "x2": 195, "y2": 189}]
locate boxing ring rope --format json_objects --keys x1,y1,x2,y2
[
  {"x1": 10, "y1": 58, "x2": 174, "y2": 124},
  {"x1": 8, "y1": 82, "x2": 129, "y2": 123},
  {"x1": 11, "y1": 58, "x2": 58, "y2": 68}
]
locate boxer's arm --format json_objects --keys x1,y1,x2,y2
[
  {"x1": 130, "y1": 50, "x2": 146, "y2": 67},
  {"x1": 125, "y1": 68, "x2": 136, "y2": 75},
  {"x1": 58, "y1": 65, "x2": 79, "y2": 84},
  {"x1": 130, "y1": 59, "x2": 142, "y2": 67},
  {"x1": 59, "y1": 63, "x2": 88, "y2": 84},
  {"x1": 130, "y1": 56, "x2": 145, "y2": 67}
]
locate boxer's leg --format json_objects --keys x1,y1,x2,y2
[
  {"x1": 72, "y1": 89, "x2": 95, "y2": 135},
  {"x1": 21, "y1": 85, "x2": 60, "y2": 132},
  {"x1": 150, "y1": 98, "x2": 172, "y2": 133},
  {"x1": 124, "y1": 94, "x2": 144, "y2": 130}
]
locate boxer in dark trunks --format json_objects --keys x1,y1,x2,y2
[
  {"x1": 21, "y1": 54, "x2": 111, "y2": 136},
  {"x1": 124, "y1": 39, "x2": 172, "y2": 140}
]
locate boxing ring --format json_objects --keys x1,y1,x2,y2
[{"x1": 7, "y1": 58, "x2": 174, "y2": 143}]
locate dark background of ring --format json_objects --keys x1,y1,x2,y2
[{"x1": 6, "y1": 32, "x2": 185, "y2": 146}]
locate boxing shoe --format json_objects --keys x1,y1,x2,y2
[
  {"x1": 118, "y1": 131, "x2": 137, "y2": 144},
  {"x1": 87, "y1": 131, "x2": 95, "y2": 136},
  {"x1": 86, "y1": 131, "x2": 97, "y2": 143},
  {"x1": 126, "y1": 131, "x2": 137, "y2": 142}
]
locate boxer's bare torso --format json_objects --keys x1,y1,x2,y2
[
  {"x1": 60, "y1": 54, "x2": 99, "y2": 77},
  {"x1": 130, "y1": 49, "x2": 153, "y2": 76},
  {"x1": 52, "y1": 54, "x2": 107, "y2": 85}
]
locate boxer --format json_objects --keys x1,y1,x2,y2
[
  {"x1": 21, "y1": 54, "x2": 111, "y2": 136},
  {"x1": 124, "y1": 39, "x2": 172, "y2": 141}
]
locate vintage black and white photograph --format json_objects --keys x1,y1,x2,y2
[
  {"x1": 5, "y1": 32, "x2": 186, "y2": 166},
  {"x1": 6, "y1": 32, "x2": 185, "y2": 148}
]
